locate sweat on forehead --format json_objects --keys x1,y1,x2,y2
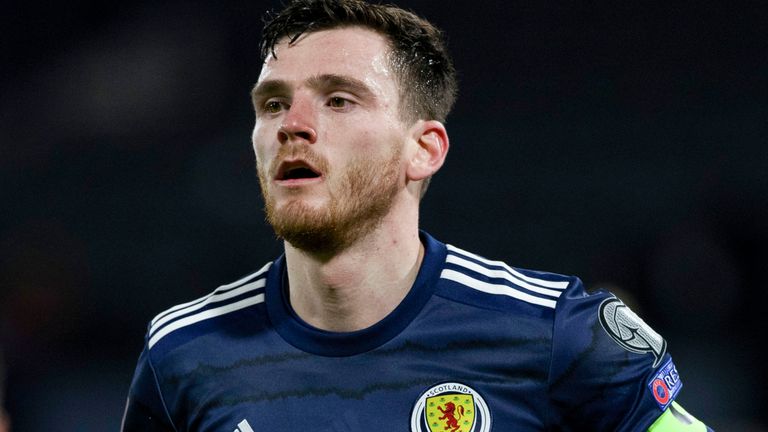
[
  {"x1": 252, "y1": 28, "x2": 401, "y2": 118},
  {"x1": 258, "y1": 0, "x2": 458, "y2": 123}
]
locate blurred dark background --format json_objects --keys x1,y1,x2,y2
[{"x1": 1, "y1": 0, "x2": 766, "y2": 430}]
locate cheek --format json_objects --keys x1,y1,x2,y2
[
  {"x1": 252, "y1": 121, "x2": 265, "y2": 144},
  {"x1": 252, "y1": 124, "x2": 272, "y2": 162},
  {"x1": 341, "y1": 126, "x2": 383, "y2": 153}
]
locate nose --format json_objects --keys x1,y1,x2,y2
[{"x1": 277, "y1": 97, "x2": 317, "y2": 145}]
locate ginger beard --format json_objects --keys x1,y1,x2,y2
[{"x1": 257, "y1": 143, "x2": 402, "y2": 255}]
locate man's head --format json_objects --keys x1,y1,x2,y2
[
  {"x1": 252, "y1": 0, "x2": 454, "y2": 254},
  {"x1": 260, "y1": 0, "x2": 457, "y2": 124}
]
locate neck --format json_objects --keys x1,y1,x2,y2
[{"x1": 283, "y1": 204, "x2": 423, "y2": 332}]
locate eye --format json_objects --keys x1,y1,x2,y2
[
  {"x1": 327, "y1": 96, "x2": 349, "y2": 109},
  {"x1": 263, "y1": 100, "x2": 287, "y2": 114}
]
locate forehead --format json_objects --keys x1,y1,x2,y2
[{"x1": 257, "y1": 27, "x2": 396, "y2": 90}]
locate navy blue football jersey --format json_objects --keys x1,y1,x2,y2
[{"x1": 122, "y1": 232, "x2": 686, "y2": 431}]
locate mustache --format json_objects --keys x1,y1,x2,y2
[{"x1": 268, "y1": 144, "x2": 330, "y2": 178}]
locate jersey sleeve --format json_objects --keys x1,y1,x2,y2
[
  {"x1": 547, "y1": 278, "x2": 681, "y2": 431},
  {"x1": 121, "y1": 341, "x2": 177, "y2": 432}
]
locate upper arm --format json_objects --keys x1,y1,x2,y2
[
  {"x1": 548, "y1": 280, "x2": 691, "y2": 431},
  {"x1": 121, "y1": 345, "x2": 176, "y2": 432}
]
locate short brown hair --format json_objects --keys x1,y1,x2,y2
[{"x1": 260, "y1": 0, "x2": 458, "y2": 123}]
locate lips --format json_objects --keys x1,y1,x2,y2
[{"x1": 275, "y1": 159, "x2": 322, "y2": 181}]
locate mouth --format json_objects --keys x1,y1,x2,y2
[{"x1": 275, "y1": 160, "x2": 322, "y2": 182}]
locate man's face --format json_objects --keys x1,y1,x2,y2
[{"x1": 251, "y1": 27, "x2": 410, "y2": 253}]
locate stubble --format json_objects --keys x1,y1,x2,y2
[{"x1": 258, "y1": 144, "x2": 402, "y2": 256}]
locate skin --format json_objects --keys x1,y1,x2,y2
[
  {"x1": 251, "y1": 27, "x2": 449, "y2": 332},
  {"x1": 0, "y1": 410, "x2": 8, "y2": 432}
]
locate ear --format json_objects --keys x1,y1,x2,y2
[{"x1": 406, "y1": 120, "x2": 449, "y2": 182}]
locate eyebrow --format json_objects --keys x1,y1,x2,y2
[
  {"x1": 250, "y1": 79, "x2": 290, "y2": 105},
  {"x1": 250, "y1": 74, "x2": 377, "y2": 105},
  {"x1": 306, "y1": 74, "x2": 376, "y2": 100}
]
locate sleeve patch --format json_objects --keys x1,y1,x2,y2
[
  {"x1": 648, "y1": 358, "x2": 683, "y2": 411},
  {"x1": 598, "y1": 296, "x2": 667, "y2": 367}
]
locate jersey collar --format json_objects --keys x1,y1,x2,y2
[{"x1": 265, "y1": 231, "x2": 446, "y2": 356}]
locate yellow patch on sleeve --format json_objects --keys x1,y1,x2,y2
[{"x1": 648, "y1": 402, "x2": 708, "y2": 432}]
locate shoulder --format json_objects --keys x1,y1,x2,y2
[
  {"x1": 145, "y1": 261, "x2": 273, "y2": 355},
  {"x1": 431, "y1": 240, "x2": 679, "y2": 429},
  {"x1": 436, "y1": 242, "x2": 577, "y2": 315}
]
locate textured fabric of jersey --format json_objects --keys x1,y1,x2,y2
[{"x1": 122, "y1": 232, "x2": 684, "y2": 431}]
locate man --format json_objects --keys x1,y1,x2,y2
[{"x1": 122, "y1": 0, "x2": 713, "y2": 430}]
